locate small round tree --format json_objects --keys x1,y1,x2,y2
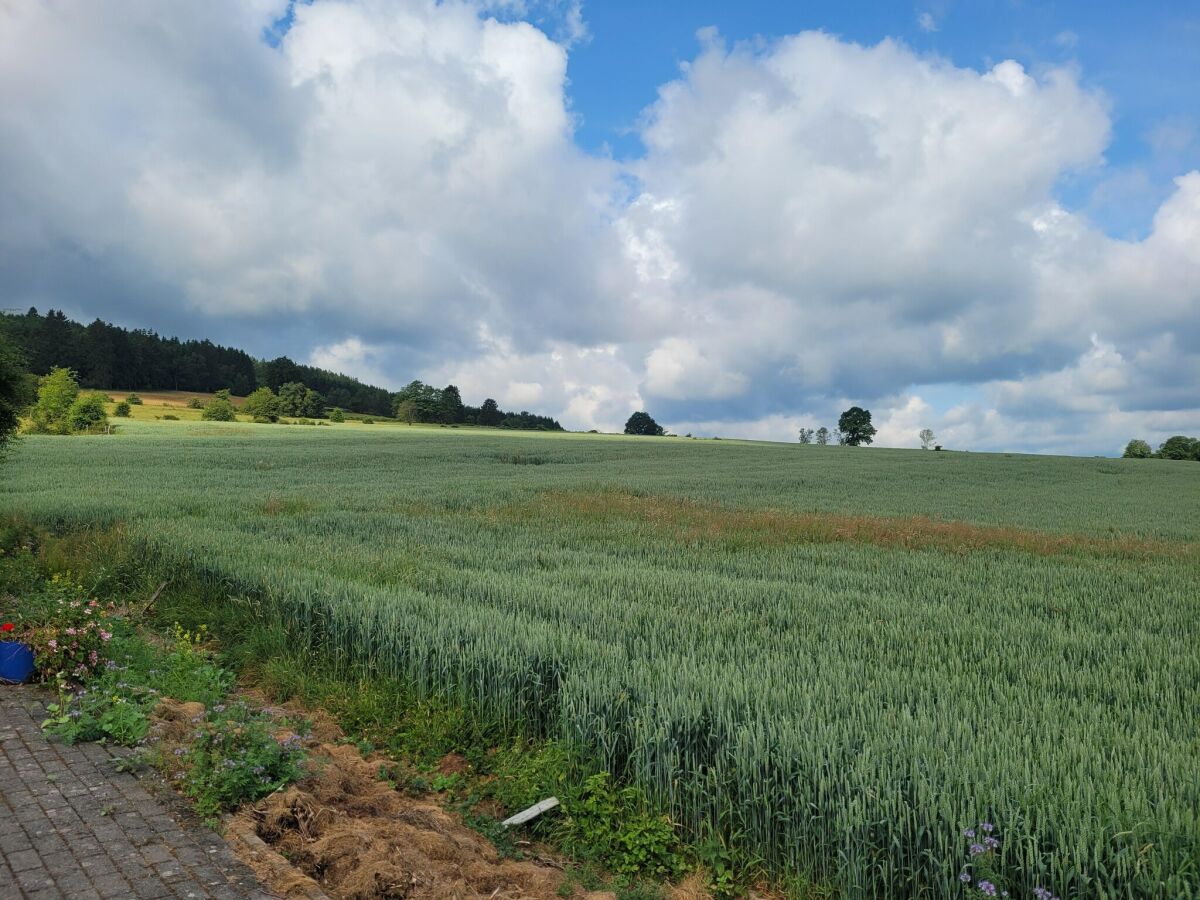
[
  {"x1": 243, "y1": 387, "x2": 281, "y2": 422},
  {"x1": 29, "y1": 367, "x2": 80, "y2": 434},
  {"x1": 201, "y1": 397, "x2": 237, "y2": 421},
  {"x1": 837, "y1": 406, "x2": 877, "y2": 446},
  {"x1": 67, "y1": 393, "x2": 110, "y2": 433},
  {"x1": 1122, "y1": 439, "x2": 1153, "y2": 459},
  {"x1": 329, "y1": 408, "x2": 345, "y2": 423},
  {"x1": 114, "y1": 401, "x2": 132, "y2": 418},
  {"x1": 624, "y1": 411, "x2": 665, "y2": 436}
]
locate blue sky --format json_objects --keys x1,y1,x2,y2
[{"x1": 2, "y1": 0, "x2": 1198, "y2": 454}]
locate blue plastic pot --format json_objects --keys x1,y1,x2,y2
[{"x1": 0, "y1": 641, "x2": 35, "y2": 684}]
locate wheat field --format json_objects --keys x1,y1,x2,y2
[{"x1": 5, "y1": 419, "x2": 1198, "y2": 897}]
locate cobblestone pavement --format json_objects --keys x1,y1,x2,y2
[{"x1": 0, "y1": 685, "x2": 274, "y2": 899}]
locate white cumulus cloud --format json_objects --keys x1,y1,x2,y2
[{"x1": 0, "y1": 5, "x2": 1197, "y2": 453}]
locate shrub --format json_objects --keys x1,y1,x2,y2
[
  {"x1": 362, "y1": 418, "x2": 374, "y2": 424},
  {"x1": 163, "y1": 414, "x2": 179, "y2": 421},
  {"x1": 126, "y1": 393, "x2": 143, "y2": 405},
  {"x1": 329, "y1": 408, "x2": 345, "y2": 423},
  {"x1": 114, "y1": 401, "x2": 132, "y2": 418},
  {"x1": 21, "y1": 574, "x2": 119, "y2": 684},
  {"x1": 187, "y1": 397, "x2": 204, "y2": 410},
  {"x1": 201, "y1": 398, "x2": 237, "y2": 421},
  {"x1": 67, "y1": 392, "x2": 110, "y2": 433}
]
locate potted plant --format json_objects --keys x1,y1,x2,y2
[{"x1": 0, "y1": 622, "x2": 35, "y2": 684}]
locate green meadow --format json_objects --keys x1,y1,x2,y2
[{"x1": 5, "y1": 419, "x2": 1198, "y2": 897}]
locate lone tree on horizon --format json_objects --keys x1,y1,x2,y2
[
  {"x1": 838, "y1": 406, "x2": 877, "y2": 446},
  {"x1": 1122, "y1": 439, "x2": 1152, "y2": 459},
  {"x1": 624, "y1": 411, "x2": 665, "y2": 436},
  {"x1": 919, "y1": 428, "x2": 935, "y2": 450}
]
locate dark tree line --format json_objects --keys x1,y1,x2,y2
[
  {"x1": 257, "y1": 355, "x2": 391, "y2": 417},
  {"x1": 1124, "y1": 436, "x2": 1200, "y2": 461},
  {"x1": 1, "y1": 309, "x2": 257, "y2": 397},
  {"x1": 392, "y1": 380, "x2": 562, "y2": 430},
  {"x1": 0, "y1": 309, "x2": 560, "y2": 428}
]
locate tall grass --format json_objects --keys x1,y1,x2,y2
[{"x1": 4, "y1": 420, "x2": 1198, "y2": 897}]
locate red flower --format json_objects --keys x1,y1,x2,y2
[{"x1": 0, "y1": 623, "x2": 13, "y2": 632}]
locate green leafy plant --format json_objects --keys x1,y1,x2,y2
[
  {"x1": 693, "y1": 832, "x2": 743, "y2": 899},
  {"x1": 559, "y1": 773, "x2": 685, "y2": 880},
  {"x1": 430, "y1": 771, "x2": 464, "y2": 793},
  {"x1": 152, "y1": 623, "x2": 233, "y2": 706},
  {"x1": 42, "y1": 668, "x2": 154, "y2": 745},
  {"x1": 180, "y1": 701, "x2": 306, "y2": 821}
]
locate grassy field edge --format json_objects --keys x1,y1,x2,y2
[{"x1": 3, "y1": 515, "x2": 829, "y2": 899}]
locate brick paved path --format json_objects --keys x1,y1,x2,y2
[{"x1": 0, "y1": 686, "x2": 273, "y2": 899}]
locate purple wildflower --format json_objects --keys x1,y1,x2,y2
[
  {"x1": 959, "y1": 872, "x2": 971, "y2": 883},
  {"x1": 969, "y1": 843, "x2": 987, "y2": 856},
  {"x1": 978, "y1": 881, "x2": 997, "y2": 897},
  {"x1": 964, "y1": 828, "x2": 976, "y2": 839},
  {"x1": 980, "y1": 822, "x2": 994, "y2": 833},
  {"x1": 984, "y1": 836, "x2": 1000, "y2": 849}
]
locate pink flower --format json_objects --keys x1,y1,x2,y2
[
  {"x1": 65, "y1": 627, "x2": 77, "y2": 636},
  {"x1": 88, "y1": 650, "x2": 98, "y2": 663},
  {"x1": 47, "y1": 639, "x2": 58, "y2": 650},
  {"x1": 100, "y1": 631, "x2": 112, "y2": 642}
]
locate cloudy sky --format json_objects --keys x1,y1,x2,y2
[{"x1": 1, "y1": 0, "x2": 1197, "y2": 454}]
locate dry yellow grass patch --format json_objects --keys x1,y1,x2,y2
[{"x1": 512, "y1": 490, "x2": 1195, "y2": 560}]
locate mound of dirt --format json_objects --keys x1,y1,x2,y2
[
  {"x1": 150, "y1": 698, "x2": 207, "y2": 755},
  {"x1": 235, "y1": 742, "x2": 571, "y2": 900}
]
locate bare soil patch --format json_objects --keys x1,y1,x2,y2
[{"x1": 232, "y1": 741, "x2": 573, "y2": 900}]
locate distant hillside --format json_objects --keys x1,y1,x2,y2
[{"x1": 0, "y1": 308, "x2": 561, "y2": 428}]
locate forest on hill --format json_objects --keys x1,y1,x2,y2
[{"x1": 0, "y1": 309, "x2": 561, "y2": 428}]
